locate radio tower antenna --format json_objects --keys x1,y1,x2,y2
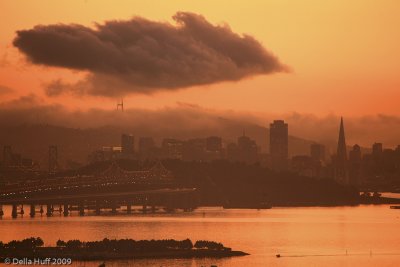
[{"x1": 117, "y1": 98, "x2": 124, "y2": 111}]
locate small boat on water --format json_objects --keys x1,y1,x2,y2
[{"x1": 390, "y1": 205, "x2": 400, "y2": 209}]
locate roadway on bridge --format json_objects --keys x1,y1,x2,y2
[{"x1": 0, "y1": 188, "x2": 196, "y2": 205}]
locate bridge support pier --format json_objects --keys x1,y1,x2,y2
[
  {"x1": 0, "y1": 205, "x2": 3, "y2": 217},
  {"x1": 94, "y1": 201, "x2": 100, "y2": 215},
  {"x1": 20, "y1": 205, "x2": 24, "y2": 216},
  {"x1": 127, "y1": 203, "x2": 132, "y2": 214},
  {"x1": 39, "y1": 205, "x2": 44, "y2": 216},
  {"x1": 46, "y1": 204, "x2": 53, "y2": 217},
  {"x1": 111, "y1": 201, "x2": 117, "y2": 214},
  {"x1": 142, "y1": 196, "x2": 148, "y2": 214},
  {"x1": 46, "y1": 204, "x2": 52, "y2": 217},
  {"x1": 63, "y1": 204, "x2": 69, "y2": 217},
  {"x1": 79, "y1": 203, "x2": 85, "y2": 216},
  {"x1": 148, "y1": 197, "x2": 156, "y2": 213},
  {"x1": 165, "y1": 195, "x2": 176, "y2": 213},
  {"x1": 183, "y1": 194, "x2": 193, "y2": 212},
  {"x1": 12, "y1": 204, "x2": 18, "y2": 218},
  {"x1": 30, "y1": 204, "x2": 35, "y2": 217}
]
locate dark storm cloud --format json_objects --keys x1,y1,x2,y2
[{"x1": 13, "y1": 12, "x2": 288, "y2": 96}]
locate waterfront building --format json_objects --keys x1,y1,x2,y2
[
  {"x1": 372, "y1": 142, "x2": 383, "y2": 161},
  {"x1": 139, "y1": 137, "x2": 156, "y2": 159},
  {"x1": 48, "y1": 145, "x2": 58, "y2": 172},
  {"x1": 349, "y1": 144, "x2": 362, "y2": 186},
  {"x1": 121, "y1": 134, "x2": 134, "y2": 156},
  {"x1": 183, "y1": 138, "x2": 206, "y2": 161},
  {"x1": 162, "y1": 138, "x2": 184, "y2": 159},
  {"x1": 237, "y1": 133, "x2": 258, "y2": 164},
  {"x1": 310, "y1": 143, "x2": 325, "y2": 162},
  {"x1": 206, "y1": 136, "x2": 222, "y2": 152}
]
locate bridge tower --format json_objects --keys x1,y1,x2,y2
[{"x1": 117, "y1": 99, "x2": 124, "y2": 111}]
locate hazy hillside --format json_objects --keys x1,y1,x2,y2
[{"x1": 0, "y1": 118, "x2": 316, "y2": 169}]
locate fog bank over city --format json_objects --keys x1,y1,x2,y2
[{"x1": 1, "y1": 94, "x2": 400, "y2": 149}]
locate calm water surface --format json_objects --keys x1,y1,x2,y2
[{"x1": 1, "y1": 205, "x2": 400, "y2": 266}]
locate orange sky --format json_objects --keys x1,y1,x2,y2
[{"x1": 1, "y1": 0, "x2": 400, "y2": 116}]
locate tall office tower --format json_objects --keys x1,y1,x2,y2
[
  {"x1": 269, "y1": 120, "x2": 288, "y2": 171},
  {"x1": 349, "y1": 144, "x2": 362, "y2": 186},
  {"x1": 372, "y1": 142, "x2": 383, "y2": 159},
  {"x1": 138, "y1": 137, "x2": 155, "y2": 158},
  {"x1": 162, "y1": 138, "x2": 184, "y2": 159},
  {"x1": 335, "y1": 117, "x2": 348, "y2": 184},
  {"x1": 3, "y1": 146, "x2": 12, "y2": 167},
  {"x1": 349, "y1": 144, "x2": 361, "y2": 163},
  {"x1": 48, "y1": 145, "x2": 58, "y2": 172},
  {"x1": 310, "y1": 143, "x2": 326, "y2": 162},
  {"x1": 121, "y1": 134, "x2": 134, "y2": 155},
  {"x1": 205, "y1": 136, "x2": 223, "y2": 161}
]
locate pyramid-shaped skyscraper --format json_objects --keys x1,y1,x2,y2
[{"x1": 335, "y1": 117, "x2": 348, "y2": 184}]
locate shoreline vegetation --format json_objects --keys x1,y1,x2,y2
[
  {"x1": 0, "y1": 238, "x2": 248, "y2": 261},
  {"x1": 221, "y1": 194, "x2": 400, "y2": 208},
  {"x1": 271, "y1": 196, "x2": 400, "y2": 207}
]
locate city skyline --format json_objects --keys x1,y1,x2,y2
[
  {"x1": 2, "y1": 3, "x2": 400, "y2": 265},
  {"x1": 3, "y1": 117, "x2": 399, "y2": 189}
]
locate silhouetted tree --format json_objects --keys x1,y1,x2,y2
[
  {"x1": 66, "y1": 240, "x2": 82, "y2": 250},
  {"x1": 56, "y1": 240, "x2": 66, "y2": 247}
]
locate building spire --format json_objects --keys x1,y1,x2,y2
[
  {"x1": 337, "y1": 117, "x2": 347, "y2": 160},
  {"x1": 335, "y1": 116, "x2": 348, "y2": 184}
]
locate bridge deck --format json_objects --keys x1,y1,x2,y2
[{"x1": 0, "y1": 187, "x2": 196, "y2": 205}]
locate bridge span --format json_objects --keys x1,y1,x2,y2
[{"x1": 0, "y1": 161, "x2": 198, "y2": 218}]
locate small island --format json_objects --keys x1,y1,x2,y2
[{"x1": 0, "y1": 237, "x2": 248, "y2": 261}]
